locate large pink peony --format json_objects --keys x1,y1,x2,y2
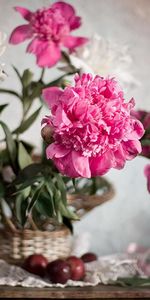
[
  {"x1": 9, "y1": 2, "x2": 88, "y2": 67},
  {"x1": 42, "y1": 73, "x2": 144, "y2": 178}
]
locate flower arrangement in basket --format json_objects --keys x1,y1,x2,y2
[{"x1": 0, "y1": 0, "x2": 146, "y2": 269}]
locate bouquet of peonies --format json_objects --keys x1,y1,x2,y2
[
  {"x1": 0, "y1": 1, "x2": 88, "y2": 231},
  {"x1": 0, "y1": 0, "x2": 147, "y2": 237}
]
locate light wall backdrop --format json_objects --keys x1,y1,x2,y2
[{"x1": 0, "y1": 0, "x2": 150, "y2": 254}]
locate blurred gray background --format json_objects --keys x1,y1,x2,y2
[{"x1": 0, "y1": 0, "x2": 149, "y2": 254}]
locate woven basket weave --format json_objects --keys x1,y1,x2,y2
[
  {"x1": 0, "y1": 178, "x2": 115, "y2": 265},
  {"x1": 0, "y1": 226, "x2": 72, "y2": 265}
]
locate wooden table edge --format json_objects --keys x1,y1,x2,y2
[{"x1": 0, "y1": 284, "x2": 150, "y2": 299}]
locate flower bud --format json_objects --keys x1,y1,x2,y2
[{"x1": 41, "y1": 125, "x2": 54, "y2": 144}]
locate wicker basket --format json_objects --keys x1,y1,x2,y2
[
  {"x1": 0, "y1": 226, "x2": 72, "y2": 265},
  {"x1": 0, "y1": 178, "x2": 115, "y2": 265}
]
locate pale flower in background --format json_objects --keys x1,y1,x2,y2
[
  {"x1": 63, "y1": 34, "x2": 139, "y2": 91},
  {"x1": 0, "y1": 31, "x2": 7, "y2": 81}
]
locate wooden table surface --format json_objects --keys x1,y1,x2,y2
[{"x1": 0, "y1": 285, "x2": 150, "y2": 299}]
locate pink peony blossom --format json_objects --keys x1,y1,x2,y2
[
  {"x1": 42, "y1": 73, "x2": 144, "y2": 178},
  {"x1": 144, "y1": 164, "x2": 150, "y2": 193},
  {"x1": 9, "y1": 2, "x2": 88, "y2": 68},
  {"x1": 132, "y1": 110, "x2": 150, "y2": 159}
]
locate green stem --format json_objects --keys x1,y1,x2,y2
[
  {"x1": 61, "y1": 51, "x2": 77, "y2": 73},
  {"x1": 40, "y1": 68, "x2": 45, "y2": 81},
  {"x1": 91, "y1": 177, "x2": 97, "y2": 195},
  {"x1": 72, "y1": 178, "x2": 78, "y2": 193}
]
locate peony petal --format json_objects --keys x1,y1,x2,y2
[
  {"x1": 90, "y1": 151, "x2": 113, "y2": 176},
  {"x1": 9, "y1": 25, "x2": 32, "y2": 44},
  {"x1": 69, "y1": 16, "x2": 81, "y2": 30},
  {"x1": 42, "y1": 87, "x2": 63, "y2": 112},
  {"x1": 133, "y1": 119, "x2": 145, "y2": 139},
  {"x1": 54, "y1": 152, "x2": 79, "y2": 178},
  {"x1": 27, "y1": 39, "x2": 61, "y2": 67},
  {"x1": 52, "y1": 2, "x2": 75, "y2": 16},
  {"x1": 52, "y1": 2, "x2": 74, "y2": 22},
  {"x1": 72, "y1": 151, "x2": 91, "y2": 178},
  {"x1": 52, "y1": 2, "x2": 81, "y2": 30},
  {"x1": 46, "y1": 143, "x2": 70, "y2": 159},
  {"x1": 63, "y1": 35, "x2": 88, "y2": 51},
  {"x1": 122, "y1": 140, "x2": 142, "y2": 160},
  {"x1": 113, "y1": 144, "x2": 126, "y2": 169},
  {"x1": 126, "y1": 119, "x2": 145, "y2": 140},
  {"x1": 14, "y1": 6, "x2": 32, "y2": 21},
  {"x1": 53, "y1": 107, "x2": 71, "y2": 127}
]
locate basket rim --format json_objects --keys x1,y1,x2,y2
[{"x1": 0, "y1": 225, "x2": 71, "y2": 237}]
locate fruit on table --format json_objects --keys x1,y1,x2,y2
[
  {"x1": 81, "y1": 252, "x2": 97, "y2": 263},
  {"x1": 66, "y1": 256, "x2": 85, "y2": 281},
  {"x1": 46, "y1": 259, "x2": 71, "y2": 284},
  {"x1": 22, "y1": 254, "x2": 48, "y2": 277}
]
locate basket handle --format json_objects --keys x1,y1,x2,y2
[{"x1": 67, "y1": 179, "x2": 115, "y2": 218}]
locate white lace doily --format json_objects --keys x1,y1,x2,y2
[{"x1": 0, "y1": 254, "x2": 141, "y2": 288}]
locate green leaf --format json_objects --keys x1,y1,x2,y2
[
  {"x1": 0, "y1": 181, "x2": 5, "y2": 198},
  {"x1": 141, "y1": 139, "x2": 150, "y2": 146},
  {"x1": 0, "y1": 198, "x2": 12, "y2": 218},
  {"x1": 57, "y1": 211, "x2": 63, "y2": 223},
  {"x1": 15, "y1": 193, "x2": 24, "y2": 224},
  {"x1": 0, "y1": 121, "x2": 17, "y2": 167},
  {"x1": 22, "y1": 69, "x2": 33, "y2": 88},
  {"x1": 27, "y1": 184, "x2": 43, "y2": 214},
  {"x1": 35, "y1": 193, "x2": 54, "y2": 218},
  {"x1": 59, "y1": 202, "x2": 79, "y2": 220},
  {"x1": 13, "y1": 106, "x2": 42, "y2": 134},
  {"x1": 145, "y1": 127, "x2": 150, "y2": 135},
  {"x1": 0, "y1": 148, "x2": 10, "y2": 166},
  {"x1": 30, "y1": 82, "x2": 43, "y2": 100},
  {"x1": 0, "y1": 88, "x2": 21, "y2": 99},
  {"x1": 20, "y1": 140, "x2": 35, "y2": 154},
  {"x1": 18, "y1": 142, "x2": 32, "y2": 169},
  {"x1": 54, "y1": 189, "x2": 65, "y2": 223},
  {"x1": 15, "y1": 194, "x2": 28, "y2": 226},
  {"x1": 14, "y1": 176, "x2": 43, "y2": 193},
  {"x1": 54, "y1": 189, "x2": 61, "y2": 210},
  {"x1": 46, "y1": 178, "x2": 64, "y2": 222},
  {"x1": 55, "y1": 174, "x2": 67, "y2": 205},
  {"x1": 23, "y1": 97, "x2": 32, "y2": 115},
  {"x1": 45, "y1": 182, "x2": 56, "y2": 216},
  {"x1": 12, "y1": 65, "x2": 22, "y2": 82},
  {"x1": 111, "y1": 277, "x2": 150, "y2": 287},
  {"x1": 22, "y1": 186, "x2": 31, "y2": 198},
  {"x1": 62, "y1": 51, "x2": 72, "y2": 65},
  {"x1": 14, "y1": 163, "x2": 44, "y2": 185},
  {"x1": 0, "y1": 103, "x2": 8, "y2": 114}
]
